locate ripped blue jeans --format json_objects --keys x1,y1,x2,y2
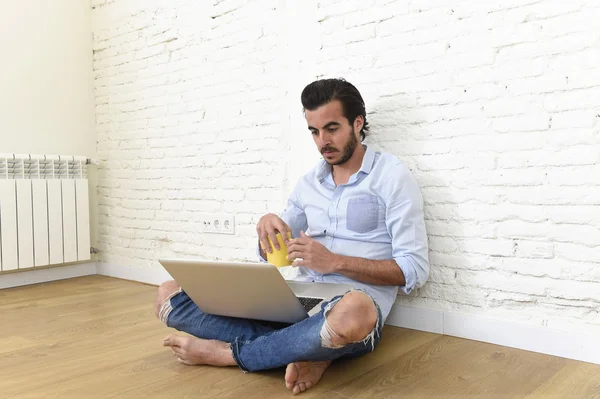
[{"x1": 159, "y1": 289, "x2": 384, "y2": 372}]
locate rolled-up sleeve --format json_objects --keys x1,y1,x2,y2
[
  {"x1": 384, "y1": 164, "x2": 430, "y2": 294},
  {"x1": 256, "y1": 184, "x2": 308, "y2": 262},
  {"x1": 279, "y1": 185, "x2": 308, "y2": 240}
]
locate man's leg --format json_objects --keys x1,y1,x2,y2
[
  {"x1": 283, "y1": 290, "x2": 380, "y2": 395},
  {"x1": 155, "y1": 280, "x2": 286, "y2": 365},
  {"x1": 158, "y1": 288, "x2": 382, "y2": 395}
]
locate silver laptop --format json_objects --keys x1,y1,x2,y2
[{"x1": 158, "y1": 258, "x2": 354, "y2": 324}]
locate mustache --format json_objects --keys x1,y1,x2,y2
[{"x1": 320, "y1": 146, "x2": 338, "y2": 154}]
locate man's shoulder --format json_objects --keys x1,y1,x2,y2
[
  {"x1": 372, "y1": 150, "x2": 412, "y2": 176},
  {"x1": 370, "y1": 150, "x2": 421, "y2": 199},
  {"x1": 299, "y1": 159, "x2": 327, "y2": 181}
]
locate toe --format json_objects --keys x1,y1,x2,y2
[
  {"x1": 285, "y1": 363, "x2": 299, "y2": 389},
  {"x1": 163, "y1": 334, "x2": 179, "y2": 346}
]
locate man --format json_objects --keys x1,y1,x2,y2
[{"x1": 155, "y1": 78, "x2": 429, "y2": 395}]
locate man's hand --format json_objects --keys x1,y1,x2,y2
[
  {"x1": 286, "y1": 231, "x2": 341, "y2": 275},
  {"x1": 256, "y1": 213, "x2": 291, "y2": 254}
]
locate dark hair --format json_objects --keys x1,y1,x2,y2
[{"x1": 301, "y1": 78, "x2": 370, "y2": 141}]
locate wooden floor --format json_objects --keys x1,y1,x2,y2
[{"x1": 1, "y1": 276, "x2": 599, "y2": 399}]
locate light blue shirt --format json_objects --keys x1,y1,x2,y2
[{"x1": 265, "y1": 145, "x2": 429, "y2": 321}]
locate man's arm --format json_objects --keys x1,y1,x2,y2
[
  {"x1": 288, "y1": 163, "x2": 429, "y2": 292},
  {"x1": 382, "y1": 163, "x2": 430, "y2": 293},
  {"x1": 332, "y1": 257, "x2": 405, "y2": 286},
  {"x1": 256, "y1": 186, "x2": 307, "y2": 260},
  {"x1": 287, "y1": 232, "x2": 406, "y2": 286}
]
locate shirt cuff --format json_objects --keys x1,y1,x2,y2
[
  {"x1": 395, "y1": 256, "x2": 417, "y2": 295},
  {"x1": 256, "y1": 245, "x2": 267, "y2": 263}
]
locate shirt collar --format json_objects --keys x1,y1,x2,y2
[
  {"x1": 317, "y1": 144, "x2": 375, "y2": 184},
  {"x1": 358, "y1": 144, "x2": 375, "y2": 175}
]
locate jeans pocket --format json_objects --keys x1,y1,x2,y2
[{"x1": 346, "y1": 195, "x2": 379, "y2": 233}]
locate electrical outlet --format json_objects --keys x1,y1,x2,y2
[
  {"x1": 220, "y1": 215, "x2": 235, "y2": 234},
  {"x1": 200, "y1": 214, "x2": 235, "y2": 235}
]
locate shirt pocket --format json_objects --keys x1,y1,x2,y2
[{"x1": 346, "y1": 195, "x2": 379, "y2": 233}]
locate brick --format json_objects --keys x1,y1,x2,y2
[
  {"x1": 547, "y1": 206, "x2": 600, "y2": 225},
  {"x1": 428, "y1": 253, "x2": 492, "y2": 271},
  {"x1": 515, "y1": 241, "x2": 555, "y2": 259},
  {"x1": 544, "y1": 88, "x2": 600, "y2": 112},
  {"x1": 497, "y1": 32, "x2": 597, "y2": 62},
  {"x1": 551, "y1": 110, "x2": 598, "y2": 129},
  {"x1": 452, "y1": 169, "x2": 547, "y2": 188},
  {"x1": 547, "y1": 280, "x2": 600, "y2": 302},
  {"x1": 491, "y1": 113, "x2": 550, "y2": 133},
  {"x1": 91, "y1": 0, "x2": 600, "y2": 336},
  {"x1": 429, "y1": 237, "x2": 458, "y2": 253},
  {"x1": 498, "y1": 146, "x2": 600, "y2": 168},
  {"x1": 549, "y1": 224, "x2": 600, "y2": 247},
  {"x1": 497, "y1": 220, "x2": 550, "y2": 239},
  {"x1": 483, "y1": 96, "x2": 545, "y2": 117},
  {"x1": 546, "y1": 166, "x2": 600, "y2": 186},
  {"x1": 456, "y1": 239, "x2": 515, "y2": 257},
  {"x1": 415, "y1": 153, "x2": 496, "y2": 171},
  {"x1": 555, "y1": 243, "x2": 600, "y2": 263},
  {"x1": 426, "y1": 220, "x2": 496, "y2": 239},
  {"x1": 322, "y1": 24, "x2": 376, "y2": 47}
]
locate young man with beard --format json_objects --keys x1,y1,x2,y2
[{"x1": 156, "y1": 78, "x2": 430, "y2": 395}]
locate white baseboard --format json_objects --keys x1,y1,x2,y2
[
  {"x1": 0, "y1": 262, "x2": 97, "y2": 290},
  {"x1": 96, "y1": 263, "x2": 173, "y2": 286},
  {"x1": 385, "y1": 304, "x2": 600, "y2": 365},
  {"x1": 385, "y1": 303, "x2": 444, "y2": 334}
]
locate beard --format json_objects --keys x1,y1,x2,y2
[{"x1": 321, "y1": 126, "x2": 359, "y2": 166}]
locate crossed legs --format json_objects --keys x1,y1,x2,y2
[{"x1": 155, "y1": 280, "x2": 379, "y2": 395}]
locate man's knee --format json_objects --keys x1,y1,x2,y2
[
  {"x1": 154, "y1": 280, "x2": 179, "y2": 318},
  {"x1": 323, "y1": 290, "x2": 378, "y2": 347}
]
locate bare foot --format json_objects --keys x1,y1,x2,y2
[
  {"x1": 162, "y1": 334, "x2": 236, "y2": 367},
  {"x1": 285, "y1": 360, "x2": 332, "y2": 395}
]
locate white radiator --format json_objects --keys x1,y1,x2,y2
[{"x1": 0, "y1": 154, "x2": 91, "y2": 271}]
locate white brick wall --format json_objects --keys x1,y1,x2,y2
[{"x1": 92, "y1": 0, "x2": 600, "y2": 335}]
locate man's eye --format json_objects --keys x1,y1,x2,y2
[
  {"x1": 311, "y1": 130, "x2": 318, "y2": 135},
  {"x1": 327, "y1": 127, "x2": 337, "y2": 133}
]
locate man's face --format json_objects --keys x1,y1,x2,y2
[{"x1": 305, "y1": 100, "x2": 361, "y2": 166}]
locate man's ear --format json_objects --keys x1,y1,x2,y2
[{"x1": 354, "y1": 115, "x2": 364, "y2": 134}]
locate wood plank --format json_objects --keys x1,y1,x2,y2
[
  {"x1": 310, "y1": 392, "x2": 350, "y2": 399},
  {"x1": 330, "y1": 335, "x2": 567, "y2": 399},
  {"x1": 112, "y1": 367, "x2": 276, "y2": 399},
  {"x1": 1, "y1": 275, "x2": 599, "y2": 399},
  {"x1": 525, "y1": 362, "x2": 600, "y2": 399}
]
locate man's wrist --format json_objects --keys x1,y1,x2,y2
[{"x1": 331, "y1": 254, "x2": 346, "y2": 273}]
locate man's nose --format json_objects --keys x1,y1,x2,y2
[{"x1": 316, "y1": 131, "x2": 330, "y2": 147}]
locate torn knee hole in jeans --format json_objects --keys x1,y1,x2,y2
[
  {"x1": 319, "y1": 291, "x2": 380, "y2": 351},
  {"x1": 158, "y1": 288, "x2": 182, "y2": 325},
  {"x1": 320, "y1": 318, "x2": 346, "y2": 349}
]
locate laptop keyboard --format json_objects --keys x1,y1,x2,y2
[{"x1": 297, "y1": 296, "x2": 323, "y2": 312}]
